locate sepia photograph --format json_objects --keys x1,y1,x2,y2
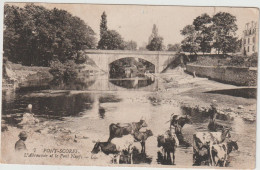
[{"x1": 0, "y1": 1, "x2": 259, "y2": 169}]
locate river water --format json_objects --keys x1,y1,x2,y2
[{"x1": 1, "y1": 74, "x2": 256, "y2": 168}]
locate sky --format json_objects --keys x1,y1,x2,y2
[{"x1": 6, "y1": 3, "x2": 259, "y2": 47}]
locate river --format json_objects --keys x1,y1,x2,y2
[{"x1": 1, "y1": 74, "x2": 256, "y2": 168}]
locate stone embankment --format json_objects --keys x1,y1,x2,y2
[{"x1": 186, "y1": 64, "x2": 257, "y2": 86}]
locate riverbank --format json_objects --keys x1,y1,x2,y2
[
  {"x1": 156, "y1": 67, "x2": 256, "y2": 122},
  {"x1": 3, "y1": 61, "x2": 53, "y2": 89}
]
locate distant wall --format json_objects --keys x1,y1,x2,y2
[{"x1": 186, "y1": 64, "x2": 257, "y2": 86}]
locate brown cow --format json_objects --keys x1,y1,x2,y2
[{"x1": 108, "y1": 119, "x2": 147, "y2": 142}]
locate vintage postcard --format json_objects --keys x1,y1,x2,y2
[{"x1": 1, "y1": 2, "x2": 259, "y2": 169}]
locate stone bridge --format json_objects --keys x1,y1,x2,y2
[{"x1": 85, "y1": 50, "x2": 177, "y2": 73}]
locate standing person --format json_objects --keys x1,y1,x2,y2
[
  {"x1": 208, "y1": 100, "x2": 218, "y2": 131},
  {"x1": 15, "y1": 131, "x2": 28, "y2": 151},
  {"x1": 209, "y1": 102, "x2": 218, "y2": 122}
]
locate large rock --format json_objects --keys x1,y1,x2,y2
[{"x1": 19, "y1": 113, "x2": 39, "y2": 125}]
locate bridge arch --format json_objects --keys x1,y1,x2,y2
[
  {"x1": 85, "y1": 50, "x2": 177, "y2": 73},
  {"x1": 108, "y1": 54, "x2": 158, "y2": 73}
]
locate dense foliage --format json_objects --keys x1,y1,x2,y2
[
  {"x1": 98, "y1": 30, "x2": 125, "y2": 50},
  {"x1": 124, "y1": 41, "x2": 138, "y2": 50},
  {"x1": 229, "y1": 52, "x2": 258, "y2": 67},
  {"x1": 49, "y1": 59, "x2": 78, "y2": 82},
  {"x1": 181, "y1": 12, "x2": 241, "y2": 55},
  {"x1": 4, "y1": 4, "x2": 96, "y2": 66},
  {"x1": 167, "y1": 43, "x2": 182, "y2": 52},
  {"x1": 146, "y1": 24, "x2": 164, "y2": 51},
  {"x1": 98, "y1": 11, "x2": 137, "y2": 50}
]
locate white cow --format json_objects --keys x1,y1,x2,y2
[{"x1": 111, "y1": 134, "x2": 140, "y2": 164}]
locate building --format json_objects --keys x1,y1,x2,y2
[
  {"x1": 76, "y1": 64, "x2": 99, "y2": 77},
  {"x1": 241, "y1": 21, "x2": 258, "y2": 56}
]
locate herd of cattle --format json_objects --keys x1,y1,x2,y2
[
  {"x1": 193, "y1": 128, "x2": 238, "y2": 166},
  {"x1": 91, "y1": 113, "x2": 238, "y2": 166}
]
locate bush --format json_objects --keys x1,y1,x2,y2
[
  {"x1": 248, "y1": 52, "x2": 258, "y2": 67},
  {"x1": 228, "y1": 55, "x2": 245, "y2": 66},
  {"x1": 49, "y1": 60, "x2": 78, "y2": 82}
]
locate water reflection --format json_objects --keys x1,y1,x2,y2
[
  {"x1": 109, "y1": 78, "x2": 155, "y2": 89},
  {"x1": 50, "y1": 77, "x2": 96, "y2": 90},
  {"x1": 157, "y1": 151, "x2": 174, "y2": 165}
]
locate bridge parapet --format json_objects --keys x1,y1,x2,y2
[{"x1": 85, "y1": 50, "x2": 177, "y2": 73}]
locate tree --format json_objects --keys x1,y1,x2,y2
[
  {"x1": 146, "y1": 24, "x2": 164, "y2": 51},
  {"x1": 148, "y1": 24, "x2": 158, "y2": 44},
  {"x1": 212, "y1": 12, "x2": 238, "y2": 54},
  {"x1": 97, "y1": 11, "x2": 125, "y2": 50},
  {"x1": 3, "y1": 4, "x2": 97, "y2": 66},
  {"x1": 180, "y1": 25, "x2": 200, "y2": 55},
  {"x1": 167, "y1": 43, "x2": 182, "y2": 52},
  {"x1": 193, "y1": 13, "x2": 213, "y2": 55},
  {"x1": 98, "y1": 30, "x2": 125, "y2": 50},
  {"x1": 146, "y1": 37, "x2": 164, "y2": 51},
  {"x1": 124, "y1": 40, "x2": 137, "y2": 50},
  {"x1": 99, "y1": 11, "x2": 108, "y2": 38}
]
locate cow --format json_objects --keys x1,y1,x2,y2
[
  {"x1": 91, "y1": 141, "x2": 120, "y2": 163},
  {"x1": 194, "y1": 128, "x2": 231, "y2": 145},
  {"x1": 227, "y1": 140, "x2": 238, "y2": 154},
  {"x1": 193, "y1": 145, "x2": 211, "y2": 166},
  {"x1": 111, "y1": 134, "x2": 140, "y2": 164},
  {"x1": 132, "y1": 129, "x2": 153, "y2": 153},
  {"x1": 193, "y1": 128, "x2": 232, "y2": 166},
  {"x1": 193, "y1": 134, "x2": 211, "y2": 166},
  {"x1": 211, "y1": 140, "x2": 238, "y2": 167},
  {"x1": 170, "y1": 114, "x2": 192, "y2": 129},
  {"x1": 211, "y1": 143, "x2": 228, "y2": 167},
  {"x1": 92, "y1": 135, "x2": 139, "y2": 164},
  {"x1": 157, "y1": 129, "x2": 178, "y2": 165},
  {"x1": 108, "y1": 119, "x2": 147, "y2": 142}
]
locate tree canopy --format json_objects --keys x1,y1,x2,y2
[
  {"x1": 180, "y1": 25, "x2": 200, "y2": 54},
  {"x1": 167, "y1": 43, "x2": 182, "y2": 52},
  {"x1": 98, "y1": 30, "x2": 125, "y2": 50},
  {"x1": 4, "y1": 4, "x2": 97, "y2": 66},
  {"x1": 100, "y1": 11, "x2": 108, "y2": 38},
  {"x1": 146, "y1": 24, "x2": 164, "y2": 51},
  {"x1": 124, "y1": 40, "x2": 138, "y2": 50},
  {"x1": 180, "y1": 12, "x2": 240, "y2": 55},
  {"x1": 97, "y1": 11, "x2": 137, "y2": 50},
  {"x1": 212, "y1": 12, "x2": 238, "y2": 54}
]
